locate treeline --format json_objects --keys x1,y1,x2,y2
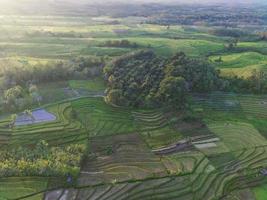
[
  {"x1": 0, "y1": 141, "x2": 86, "y2": 177},
  {"x1": 209, "y1": 28, "x2": 249, "y2": 38},
  {"x1": 0, "y1": 56, "x2": 105, "y2": 90},
  {"x1": 104, "y1": 50, "x2": 224, "y2": 109},
  {"x1": 99, "y1": 40, "x2": 139, "y2": 48},
  {"x1": 209, "y1": 28, "x2": 267, "y2": 43},
  {"x1": 226, "y1": 70, "x2": 267, "y2": 94},
  {"x1": 0, "y1": 56, "x2": 105, "y2": 112}
]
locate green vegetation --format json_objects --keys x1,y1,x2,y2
[
  {"x1": 1, "y1": 2, "x2": 267, "y2": 199},
  {"x1": 0, "y1": 177, "x2": 48, "y2": 200},
  {"x1": 253, "y1": 184, "x2": 267, "y2": 200},
  {"x1": 211, "y1": 52, "x2": 267, "y2": 78},
  {"x1": 104, "y1": 51, "x2": 222, "y2": 108},
  {"x1": 207, "y1": 122, "x2": 267, "y2": 151},
  {"x1": 0, "y1": 102, "x2": 86, "y2": 146},
  {"x1": 71, "y1": 97, "x2": 137, "y2": 136},
  {"x1": 69, "y1": 78, "x2": 106, "y2": 92},
  {"x1": 0, "y1": 141, "x2": 86, "y2": 177}
]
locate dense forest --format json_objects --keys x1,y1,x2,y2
[
  {"x1": 104, "y1": 50, "x2": 267, "y2": 109},
  {"x1": 104, "y1": 51, "x2": 224, "y2": 108}
]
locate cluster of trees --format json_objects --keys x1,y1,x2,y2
[
  {"x1": 0, "y1": 56, "x2": 105, "y2": 112},
  {"x1": 227, "y1": 69, "x2": 267, "y2": 94},
  {"x1": 2, "y1": 84, "x2": 41, "y2": 112},
  {"x1": 209, "y1": 28, "x2": 248, "y2": 38},
  {"x1": 225, "y1": 39, "x2": 238, "y2": 51},
  {"x1": 145, "y1": 5, "x2": 267, "y2": 27},
  {"x1": 104, "y1": 51, "x2": 224, "y2": 109},
  {"x1": 0, "y1": 141, "x2": 86, "y2": 177},
  {"x1": 100, "y1": 40, "x2": 139, "y2": 48},
  {"x1": 0, "y1": 56, "x2": 105, "y2": 90},
  {"x1": 26, "y1": 31, "x2": 88, "y2": 38}
]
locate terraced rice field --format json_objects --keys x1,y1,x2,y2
[
  {"x1": 207, "y1": 122, "x2": 267, "y2": 151},
  {"x1": 133, "y1": 110, "x2": 184, "y2": 149},
  {"x1": 238, "y1": 95, "x2": 267, "y2": 118},
  {"x1": 0, "y1": 102, "x2": 85, "y2": 147},
  {"x1": 132, "y1": 110, "x2": 168, "y2": 131},
  {"x1": 193, "y1": 92, "x2": 242, "y2": 112},
  {"x1": 2, "y1": 94, "x2": 267, "y2": 200},
  {"x1": 0, "y1": 97, "x2": 171, "y2": 147},
  {"x1": 0, "y1": 177, "x2": 48, "y2": 200},
  {"x1": 72, "y1": 97, "x2": 137, "y2": 136},
  {"x1": 140, "y1": 126, "x2": 184, "y2": 149},
  {"x1": 161, "y1": 151, "x2": 206, "y2": 175},
  {"x1": 0, "y1": 176, "x2": 66, "y2": 200},
  {"x1": 193, "y1": 92, "x2": 267, "y2": 119},
  {"x1": 78, "y1": 133, "x2": 167, "y2": 186},
  {"x1": 69, "y1": 78, "x2": 106, "y2": 93},
  {"x1": 66, "y1": 144, "x2": 267, "y2": 200}
]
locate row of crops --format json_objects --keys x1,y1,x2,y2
[{"x1": 69, "y1": 145, "x2": 267, "y2": 200}]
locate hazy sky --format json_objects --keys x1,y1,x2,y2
[
  {"x1": 0, "y1": 0, "x2": 264, "y2": 4},
  {"x1": 0, "y1": 0, "x2": 265, "y2": 12}
]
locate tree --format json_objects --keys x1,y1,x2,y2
[
  {"x1": 29, "y1": 84, "x2": 38, "y2": 93},
  {"x1": 10, "y1": 114, "x2": 17, "y2": 128},
  {"x1": 249, "y1": 69, "x2": 267, "y2": 93},
  {"x1": 105, "y1": 89, "x2": 125, "y2": 106},
  {"x1": 166, "y1": 53, "x2": 222, "y2": 92},
  {"x1": 4, "y1": 85, "x2": 24, "y2": 111},
  {"x1": 157, "y1": 76, "x2": 186, "y2": 109},
  {"x1": 227, "y1": 43, "x2": 234, "y2": 50}
]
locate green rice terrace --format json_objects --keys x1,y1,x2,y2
[
  {"x1": 1, "y1": 93, "x2": 267, "y2": 200},
  {"x1": 1, "y1": 1, "x2": 267, "y2": 200}
]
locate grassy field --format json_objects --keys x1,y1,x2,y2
[
  {"x1": 0, "y1": 177, "x2": 48, "y2": 200},
  {"x1": 0, "y1": 15, "x2": 227, "y2": 63},
  {"x1": 1, "y1": 14, "x2": 267, "y2": 200},
  {"x1": 210, "y1": 52, "x2": 267, "y2": 78},
  {"x1": 253, "y1": 184, "x2": 267, "y2": 200},
  {"x1": 69, "y1": 78, "x2": 106, "y2": 92},
  {"x1": 207, "y1": 122, "x2": 267, "y2": 151}
]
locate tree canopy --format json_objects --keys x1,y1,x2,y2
[{"x1": 104, "y1": 50, "x2": 224, "y2": 109}]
